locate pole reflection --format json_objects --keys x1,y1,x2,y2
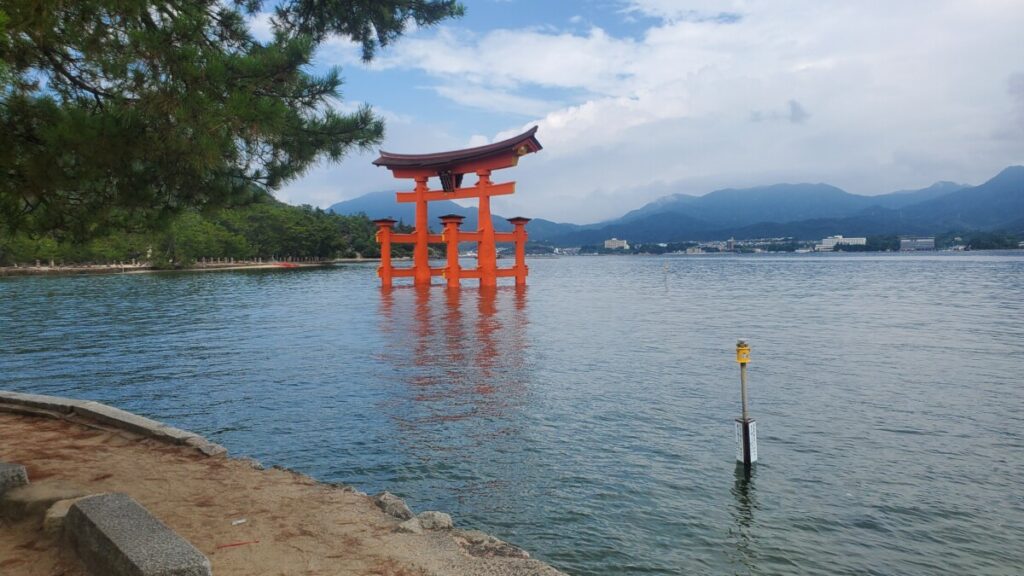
[{"x1": 727, "y1": 465, "x2": 761, "y2": 574}]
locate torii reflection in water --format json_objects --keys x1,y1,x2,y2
[
  {"x1": 377, "y1": 284, "x2": 529, "y2": 422},
  {"x1": 374, "y1": 284, "x2": 532, "y2": 513}
]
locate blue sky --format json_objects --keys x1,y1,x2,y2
[{"x1": 253, "y1": 1, "x2": 1024, "y2": 224}]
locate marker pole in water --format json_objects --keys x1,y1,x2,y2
[{"x1": 735, "y1": 339, "x2": 757, "y2": 476}]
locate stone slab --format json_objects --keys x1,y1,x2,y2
[
  {"x1": 65, "y1": 493, "x2": 211, "y2": 576},
  {"x1": 0, "y1": 391, "x2": 227, "y2": 458},
  {"x1": 0, "y1": 391, "x2": 81, "y2": 415},
  {"x1": 73, "y1": 401, "x2": 183, "y2": 441},
  {"x1": 0, "y1": 461, "x2": 29, "y2": 496}
]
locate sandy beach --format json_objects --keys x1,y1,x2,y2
[{"x1": 0, "y1": 407, "x2": 563, "y2": 576}]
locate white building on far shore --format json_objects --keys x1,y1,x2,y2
[
  {"x1": 815, "y1": 235, "x2": 867, "y2": 251},
  {"x1": 900, "y1": 237, "x2": 935, "y2": 251},
  {"x1": 604, "y1": 238, "x2": 630, "y2": 250}
]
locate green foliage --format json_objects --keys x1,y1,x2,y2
[
  {"x1": 0, "y1": 0, "x2": 463, "y2": 240},
  {"x1": 867, "y1": 235, "x2": 899, "y2": 251},
  {"x1": 760, "y1": 241, "x2": 801, "y2": 252},
  {"x1": 524, "y1": 242, "x2": 554, "y2": 255},
  {"x1": 936, "y1": 230, "x2": 1019, "y2": 250},
  {"x1": 833, "y1": 236, "x2": 899, "y2": 252},
  {"x1": 0, "y1": 8, "x2": 8, "y2": 84},
  {"x1": 631, "y1": 242, "x2": 698, "y2": 254},
  {"x1": 579, "y1": 241, "x2": 700, "y2": 254},
  {"x1": 0, "y1": 196, "x2": 405, "y2": 266}
]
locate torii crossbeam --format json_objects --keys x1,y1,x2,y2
[{"x1": 371, "y1": 127, "x2": 542, "y2": 288}]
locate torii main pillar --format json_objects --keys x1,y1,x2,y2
[{"x1": 371, "y1": 127, "x2": 542, "y2": 288}]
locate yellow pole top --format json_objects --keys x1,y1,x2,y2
[{"x1": 736, "y1": 339, "x2": 751, "y2": 364}]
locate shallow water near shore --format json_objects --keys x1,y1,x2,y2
[{"x1": 3, "y1": 253, "x2": 1023, "y2": 575}]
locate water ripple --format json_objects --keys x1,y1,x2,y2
[{"x1": 2, "y1": 254, "x2": 1023, "y2": 575}]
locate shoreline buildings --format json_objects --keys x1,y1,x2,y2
[
  {"x1": 815, "y1": 235, "x2": 867, "y2": 251},
  {"x1": 900, "y1": 237, "x2": 936, "y2": 251}
]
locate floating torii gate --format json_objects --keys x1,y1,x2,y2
[{"x1": 371, "y1": 127, "x2": 542, "y2": 288}]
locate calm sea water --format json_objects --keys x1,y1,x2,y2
[{"x1": 2, "y1": 254, "x2": 1023, "y2": 575}]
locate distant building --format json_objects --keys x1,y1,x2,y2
[
  {"x1": 604, "y1": 238, "x2": 630, "y2": 250},
  {"x1": 727, "y1": 237, "x2": 736, "y2": 251},
  {"x1": 815, "y1": 235, "x2": 867, "y2": 251},
  {"x1": 686, "y1": 246, "x2": 704, "y2": 254},
  {"x1": 900, "y1": 237, "x2": 935, "y2": 251}
]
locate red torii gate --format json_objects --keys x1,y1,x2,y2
[{"x1": 371, "y1": 127, "x2": 542, "y2": 288}]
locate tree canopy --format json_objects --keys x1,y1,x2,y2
[
  {"x1": 0, "y1": 0, "x2": 463, "y2": 240},
  {"x1": 0, "y1": 192, "x2": 415, "y2": 267}
]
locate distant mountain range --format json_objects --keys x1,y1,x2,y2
[
  {"x1": 328, "y1": 166, "x2": 1024, "y2": 246},
  {"x1": 326, "y1": 190, "x2": 572, "y2": 238}
]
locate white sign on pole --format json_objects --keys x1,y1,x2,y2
[{"x1": 734, "y1": 420, "x2": 758, "y2": 463}]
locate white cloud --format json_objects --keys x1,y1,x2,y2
[
  {"x1": 1009, "y1": 73, "x2": 1024, "y2": 134},
  {"x1": 373, "y1": 26, "x2": 641, "y2": 94},
  {"x1": 432, "y1": 85, "x2": 555, "y2": 117},
  {"x1": 279, "y1": 0, "x2": 1024, "y2": 223},
  {"x1": 623, "y1": 0, "x2": 747, "y2": 22}
]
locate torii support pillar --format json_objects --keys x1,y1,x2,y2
[
  {"x1": 476, "y1": 170, "x2": 498, "y2": 288},
  {"x1": 412, "y1": 177, "x2": 431, "y2": 287},
  {"x1": 507, "y1": 217, "x2": 530, "y2": 286},
  {"x1": 373, "y1": 218, "x2": 397, "y2": 288},
  {"x1": 440, "y1": 214, "x2": 465, "y2": 288}
]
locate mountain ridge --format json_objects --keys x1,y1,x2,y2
[{"x1": 327, "y1": 166, "x2": 1022, "y2": 245}]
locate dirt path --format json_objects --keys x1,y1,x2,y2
[{"x1": 0, "y1": 412, "x2": 563, "y2": 576}]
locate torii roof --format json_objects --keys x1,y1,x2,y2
[{"x1": 373, "y1": 126, "x2": 542, "y2": 172}]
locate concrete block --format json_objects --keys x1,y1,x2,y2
[
  {"x1": 0, "y1": 391, "x2": 81, "y2": 415},
  {"x1": 0, "y1": 392, "x2": 226, "y2": 457},
  {"x1": 73, "y1": 402, "x2": 227, "y2": 456},
  {"x1": 0, "y1": 461, "x2": 29, "y2": 496},
  {"x1": 65, "y1": 493, "x2": 212, "y2": 576},
  {"x1": 73, "y1": 401, "x2": 170, "y2": 438}
]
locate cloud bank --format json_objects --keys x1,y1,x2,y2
[{"x1": 277, "y1": 0, "x2": 1024, "y2": 223}]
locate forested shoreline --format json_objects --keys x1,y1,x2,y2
[{"x1": 0, "y1": 195, "x2": 411, "y2": 268}]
